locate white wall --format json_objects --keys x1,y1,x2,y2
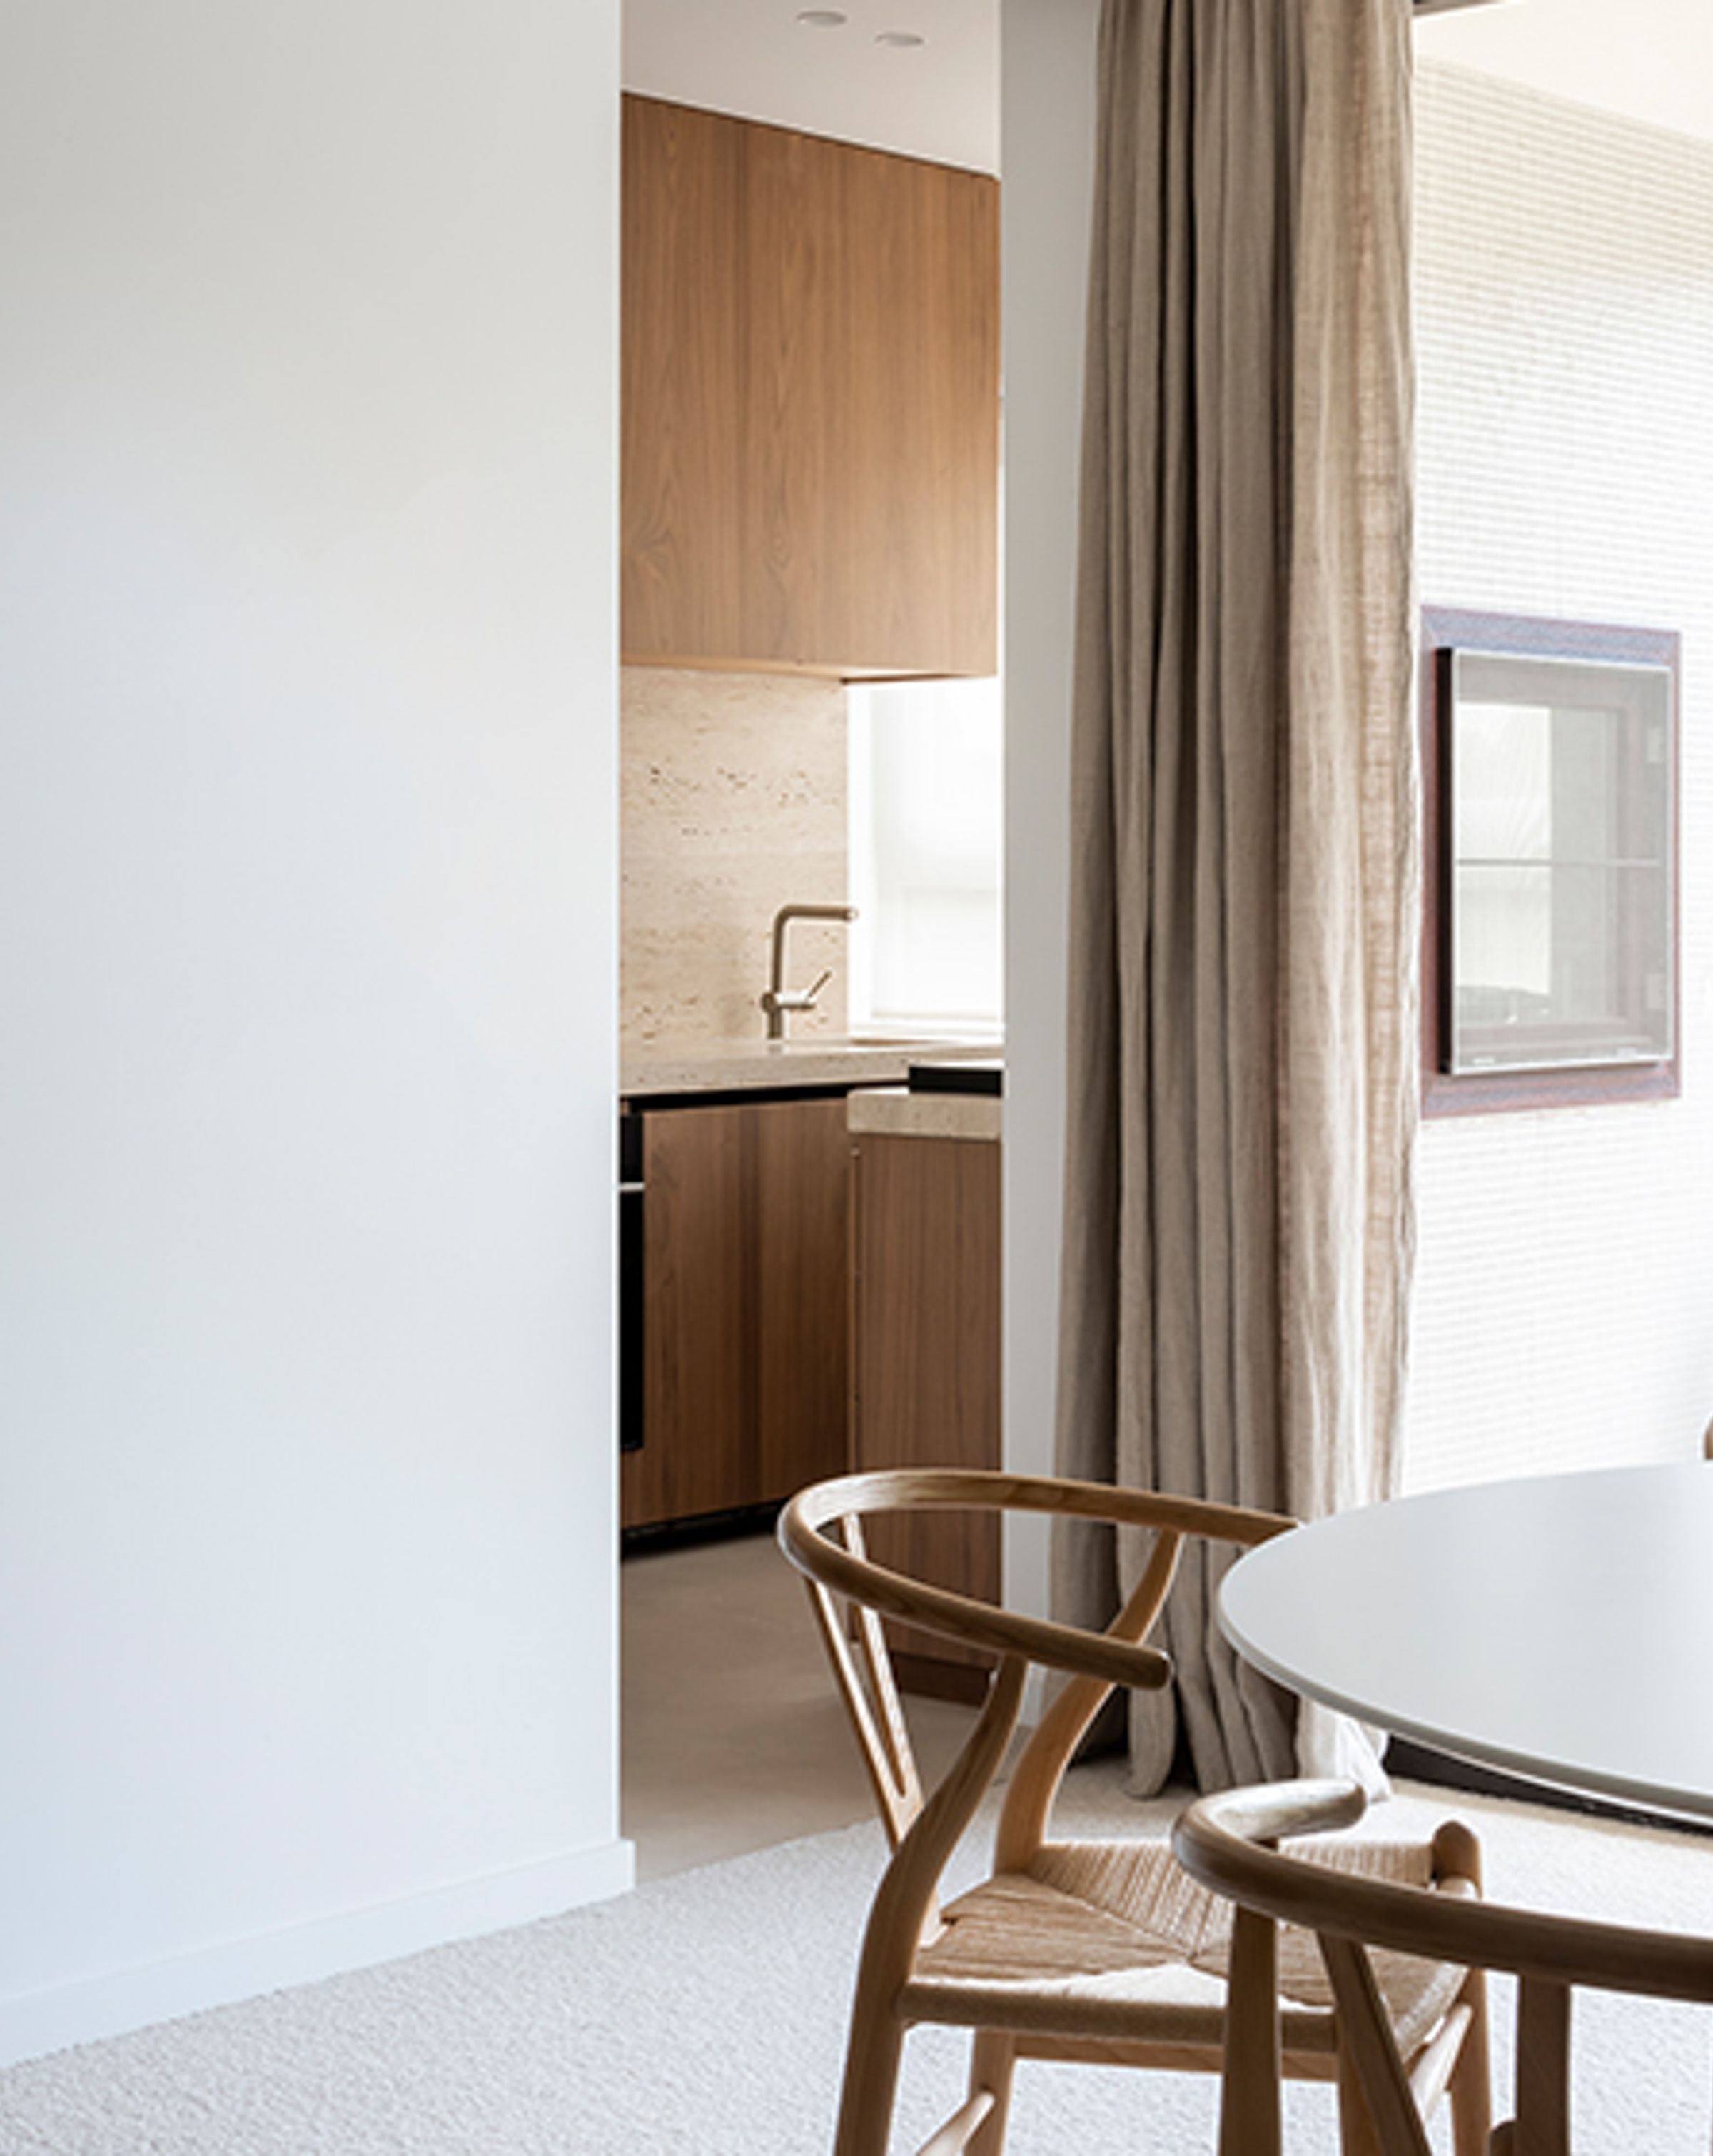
[
  {"x1": 1406, "y1": 62, "x2": 1713, "y2": 1488},
  {"x1": 999, "y1": 0, "x2": 1101, "y2": 1618},
  {"x1": 0, "y1": 0, "x2": 628, "y2": 2065}
]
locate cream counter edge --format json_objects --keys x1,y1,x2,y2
[
  {"x1": 845, "y1": 1084, "x2": 1001, "y2": 1143},
  {"x1": 621, "y1": 1036, "x2": 1003, "y2": 1098}
]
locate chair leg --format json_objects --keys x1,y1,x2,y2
[
  {"x1": 1335, "y1": 2040, "x2": 1387, "y2": 2156},
  {"x1": 1515, "y1": 1978, "x2": 1572, "y2": 2156},
  {"x1": 1222, "y1": 1909, "x2": 1283, "y2": 2156},
  {"x1": 964, "y1": 2032, "x2": 1017, "y2": 2156},
  {"x1": 832, "y1": 1976, "x2": 909, "y2": 2156},
  {"x1": 1447, "y1": 1970, "x2": 1494, "y2": 2156}
]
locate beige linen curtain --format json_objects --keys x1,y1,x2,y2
[{"x1": 1054, "y1": 0, "x2": 1420, "y2": 1792}]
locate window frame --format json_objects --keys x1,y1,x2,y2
[{"x1": 1420, "y1": 606, "x2": 1681, "y2": 1118}]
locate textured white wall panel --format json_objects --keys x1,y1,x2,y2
[{"x1": 1408, "y1": 62, "x2": 1713, "y2": 1488}]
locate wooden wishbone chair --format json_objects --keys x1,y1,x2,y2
[
  {"x1": 1174, "y1": 1778, "x2": 1713, "y2": 2156},
  {"x1": 778, "y1": 1469, "x2": 1492, "y2": 2156}
]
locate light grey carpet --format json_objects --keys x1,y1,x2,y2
[{"x1": 3, "y1": 1769, "x2": 1712, "y2": 2154}]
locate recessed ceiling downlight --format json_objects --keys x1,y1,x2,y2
[
  {"x1": 875, "y1": 29, "x2": 926, "y2": 46},
  {"x1": 796, "y1": 9, "x2": 848, "y2": 25}
]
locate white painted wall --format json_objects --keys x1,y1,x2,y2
[
  {"x1": 999, "y1": 0, "x2": 1101, "y2": 1619},
  {"x1": 1406, "y1": 62, "x2": 1713, "y2": 1488},
  {"x1": 0, "y1": 0, "x2": 628, "y2": 2065}
]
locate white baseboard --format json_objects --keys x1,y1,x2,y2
[{"x1": 0, "y1": 1835, "x2": 636, "y2": 2070}]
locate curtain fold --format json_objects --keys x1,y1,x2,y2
[{"x1": 1053, "y1": 0, "x2": 1418, "y2": 1793}]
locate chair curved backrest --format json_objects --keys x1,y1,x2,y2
[
  {"x1": 779, "y1": 1466, "x2": 1294, "y2": 1898},
  {"x1": 1173, "y1": 1778, "x2": 1713, "y2": 2156}
]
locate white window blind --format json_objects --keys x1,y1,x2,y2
[{"x1": 847, "y1": 676, "x2": 1003, "y2": 1037}]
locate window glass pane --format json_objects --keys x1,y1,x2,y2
[
  {"x1": 1448, "y1": 650, "x2": 1672, "y2": 1073},
  {"x1": 847, "y1": 677, "x2": 1003, "y2": 1034}
]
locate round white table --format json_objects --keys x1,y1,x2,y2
[{"x1": 1220, "y1": 1461, "x2": 1713, "y2": 1823}]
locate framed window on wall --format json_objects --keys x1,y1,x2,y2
[{"x1": 1420, "y1": 608, "x2": 1680, "y2": 1117}]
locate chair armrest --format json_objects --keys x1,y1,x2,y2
[
  {"x1": 790, "y1": 1466, "x2": 1295, "y2": 1549},
  {"x1": 780, "y1": 1491, "x2": 1173, "y2": 1690},
  {"x1": 1178, "y1": 1778, "x2": 1370, "y2": 1852},
  {"x1": 780, "y1": 1469, "x2": 1291, "y2": 1691},
  {"x1": 1174, "y1": 1779, "x2": 1713, "y2": 2006}
]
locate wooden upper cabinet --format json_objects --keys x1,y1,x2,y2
[{"x1": 622, "y1": 95, "x2": 999, "y2": 680}]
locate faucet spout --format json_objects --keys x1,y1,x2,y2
[{"x1": 762, "y1": 903, "x2": 859, "y2": 1040}]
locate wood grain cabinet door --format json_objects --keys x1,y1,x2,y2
[
  {"x1": 850, "y1": 1131, "x2": 1001, "y2": 1693},
  {"x1": 621, "y1": 1097, "x2": 851, "y2": 1531},
  {"x1": 623, "y1": 1104, "x2": 749, "y2": 1530},
  {"x1": 622, "y1": 94, "x2": 999, "y2": 679},
  {"x1": 751, "y1": 1096, "x2": 852, "y2": 1506}
]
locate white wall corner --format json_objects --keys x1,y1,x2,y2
[
  {"x1": 0, "y1": 1838, "x2": 636, "y2": 2072},
  {"x1": 999, "y1": 0, "x2": 1102, "y2": 1625}
]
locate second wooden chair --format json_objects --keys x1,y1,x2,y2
[{"x1": 1174, "y1": 1775, "x2": 1713, "y2": 2155}]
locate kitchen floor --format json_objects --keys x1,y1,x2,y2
[{"x1": 622, "y1": 1526, "x2": 979, "y2": 1881}]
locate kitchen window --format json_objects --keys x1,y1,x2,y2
[{"x1": 847, "y1": 676, "x2": 1004, "y2": 1037}]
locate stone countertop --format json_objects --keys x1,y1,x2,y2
[
  {"x1": 621, "y1": 1035, "x2": 1004, "y2": 1099},
  {"x1": 846, "y1": 1085, "x2": 1001, "y2": 1143}
]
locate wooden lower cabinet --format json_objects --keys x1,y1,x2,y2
[
  {"x1": 621, "y1": 1095, "x2": 850, "y2": 1531},
  {"x1": 849, "y1": 1129, "x2": 1001, "y2": 1700}
]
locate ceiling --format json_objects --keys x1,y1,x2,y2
[
  {"x1": 622, "y1": 0, "x2": 1001, "y2": 173},
  {"x1": 623, "y1": 1, "x2": 1713, "y2": 173}
]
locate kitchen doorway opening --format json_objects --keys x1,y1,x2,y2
[{"x1": 616, "y1": 0, "x2": 1004, "y2": 1881}]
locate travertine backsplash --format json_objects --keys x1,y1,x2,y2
[{"x1": 621, "y1": 667, "x2": 850, "y2": 1048}]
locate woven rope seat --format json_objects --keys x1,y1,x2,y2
[{"x1": 909, "y1": 1834, "x2": 1465, "y2": 2059}]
